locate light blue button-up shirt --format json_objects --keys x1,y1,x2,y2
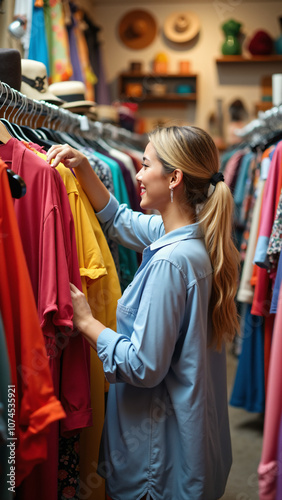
[{"x1": 96, "y1": 194, "x2": 232, "y2": 500}]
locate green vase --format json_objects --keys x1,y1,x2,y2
[{"x1": 221, "y1": 19, "x2": 242, "y2": 55}]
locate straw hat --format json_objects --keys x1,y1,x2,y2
[
  {"x1": 163, "y1": 12, "x2": 200, "y2": 43},
  {"x1": 48, "y1": 81, "x2": 96, "y2": 113},
  {"x1": 20, "y1": 60, "x2": 64, "y2": 104},
  {"x1": 118, "y1": 9, "x2": 157, "y2": 50}
]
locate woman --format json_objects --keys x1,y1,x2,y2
[{"x1": 47, "y1": 125, "x2": 240, "y2": 500}]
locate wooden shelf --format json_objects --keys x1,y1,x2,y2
[
  {"x1": 119, "y1": 72, "x2": 198, "y2": 78},
  {"x1": 216, "y1": 55, "x2": 282, "y2": 63},
  {"x1": 122, "y1": 93, "x2": 197, "y2": 103},
  {"x1": 118, "y1": 72, "x2": 198, "y2": 107}
]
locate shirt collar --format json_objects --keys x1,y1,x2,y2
[{"x1": 150, "y1": 222, "x2": 204, "y2": 251}]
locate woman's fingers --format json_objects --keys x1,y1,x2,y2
[
  {"x1": 69, "y1": 283, "x2": 94, "y2": 330},
  {"x1": 46, "y1": 144, "x2": 82, "y2": 169}
]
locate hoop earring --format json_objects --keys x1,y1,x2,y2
[{"x1": 170, "y1": 187, "x2": 173, "y2": 203}]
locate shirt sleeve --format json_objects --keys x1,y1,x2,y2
[
  {"x1": 97, "y1": 259, "x2": 187, "y2": 388},
  {"x1": 96, "y1": 193, "x2": 165, "y2": 253}
]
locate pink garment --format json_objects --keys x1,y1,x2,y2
[
  {"x1": 255, "y1": 142, "x2": 282, "y2": 261},
  {"x1": 223, "y1": 149, "x2": 245, "y2": 189},
  {"x1": 258, "y1": 282, "x2": 282, "y2": 499},
  {"x1": 252, "y1": 144, "x2": 282, "y2": 317}
]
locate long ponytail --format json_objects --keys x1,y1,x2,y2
[{"x1": 198, "y1": 181, "x2": 240, "y2": 349}]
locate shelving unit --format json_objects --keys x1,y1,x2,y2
[
  {"x1": 118, "y1": 72, "x2": 198, "y2": 108},
  {"x1": 216, "y1": 55, "x2": 282, "y2": 63},
  {"x1": 215, "y1": 54, "x2": 282, "y2": 115}
]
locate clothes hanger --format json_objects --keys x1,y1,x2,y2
[
  {"x1": 0, "y1": 85, "x2": 30, "y2": 140},
  {"x1": 19, "y1": 98, "x2": 54, "y2": 149},
  {"x1": 6, "y1": 90, "x2": 36, "y2": 142},
  {"x1": 36, "y1": 103, "x2": 61, "y2": 144},
  {"x1": 0, "y1": 82, "x2": 19, "y2": 142}
]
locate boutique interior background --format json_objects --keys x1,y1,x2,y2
[{"x1": 75, "y1": 0, "x2": 282, "y2": 136}]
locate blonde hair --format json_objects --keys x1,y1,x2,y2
[{"x1": 149, "y1": 126, "x2": 240, "y2": 350}]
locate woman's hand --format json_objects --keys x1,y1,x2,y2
[
  {"x1": 46, "y1": 144, "x2": 89, "y2": 170},
  {"x1": 70, "y1": 283, "x2": 94, "y2": 332},
  {"x1": 70, "y1": 283, "x2": 106, "y2": 350}
]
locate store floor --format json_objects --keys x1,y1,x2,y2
[{"x1": 221, "y1": 346, "x2": 264, "y2": 500}]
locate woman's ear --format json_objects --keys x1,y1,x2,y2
[{"x1": 170, "y1": 169, "x2": 183, "y2": 188}]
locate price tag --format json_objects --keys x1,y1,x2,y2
[{"x1": 80, "y1": 115, "x2": 90, "y2": 131}]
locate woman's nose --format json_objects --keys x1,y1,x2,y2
[{"x1": 136, "y1": 170, "x2": 142, "y2": 181}]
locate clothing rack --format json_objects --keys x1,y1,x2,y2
[
  {"x1": 0, "y1": 80, "x2": 146, "y2": 148},
  {"x1": 234, "y1": 104, "x2": 282, "y2": 140}
]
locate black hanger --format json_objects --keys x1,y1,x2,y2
[
  {"x1": 0, "y1": 118, "x2": 24, "y2": 141},
  {"x1": 7, "y1": 169, "x2": 26, "y2": 198},
  {"x1": 260, "y1": 130, "x2": 282, "y2": 151},
  {"x1": 19, "y1": 125, "x2": 54, "y2": 150}
]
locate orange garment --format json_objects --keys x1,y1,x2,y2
[{"x1": 0, "y1": 159, "x2": 66, "y2": 486}]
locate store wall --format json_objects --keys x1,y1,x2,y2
[{"x1": 87, "y1": 0, "x2": 282, "y2": 132}]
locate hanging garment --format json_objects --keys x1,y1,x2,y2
[
  {"x1": 233, "y1": 151, "x2": 255, "y2": 249},
  {"x1": 54, "y1": 164, "x2": 122, "y2": 500},
  {"x1": 222, "y1": 149, "x2": 246, "y2": 191},
  {"x1": 72, "y1": 9, "x2": 97, "y2": 100},
  {"x1": 258, "y1": 282, "x2": 282, "y2": 500},
  {"x1": 0, "y1": 158, "x2": 66, "y2": 487},
  {"x1": 270, "y1": 252, "x2": 282, "y2": 314},
  {"x1": 93, "y1": 150, "x2": 139, "y2": 290},
  {"x1": 82, "y1": 12, "x2": 111, "y2": 105},
  {"x1": 267, "y1": 188, "x2": 282, "y2": 271},
  {"x1": 237, "y1": 155, "x2": 267, "y2": 304},
  {"x1": 43, "y1": 0, "x2": 73, "y2": 82},
  {"x1": 229, "y1": 303, "x2": 265, "y2": 413},
  {"x1": 253, "y1": 142, "x2": 282, "y2": 270},
  {"x1": 28, "y1": 0, "x2": 50, "y2": 75},
  {"x1": 0, "y1": 139, "x2": 92, "y2": 500}
]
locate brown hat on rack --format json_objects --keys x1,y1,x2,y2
[
  {"x1": 48, "y1": 81, "x2": 96, "y2": 114},
  {"x1": 95, "y1": 105, "x2": 119, "y2": 124},
  {"x1": 118, "y1": 9, "x2": 157, "y2": 50},
  {"x1": 0, "y1": 49, "x2": 22, "y2": 91},
  {"x1": 20, "y1": 59, "x2": 64, "y2": 104},
  {"x1": 163, "y1": 11, "x2": 200, "y2": 43}
]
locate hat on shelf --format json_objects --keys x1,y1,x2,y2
[
  {"x1": 163, "y1": 11, "x2": 200, "y2": 43},
  {"x1": 20, "y1": 59, "x2": 64, "y2": 104},
  {"x1": 247, "y1": 30, "x2": 273, "y2": 56},
  {"x1": 0, "y1": 49, "x2": 22, "y2": 91},
  {"x1": 118, "y1": 9, "x2": 157, "y2": 50},
  {"x1": 48, "y1": 80, "x2": 96, "y2": 113}
]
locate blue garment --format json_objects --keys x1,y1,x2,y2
[
  {"x1": 229, "y1": 304, "x2": 265, "y2": 413},
  {"x1": 233, "y1": 152, "x2": 254, "y2": 249},
  {"x1": 28, "y1": 1, "x2": 50, "y2": 75},
  {"x1": 95, "y1": 194, "x2": 232, "y2": 500},
  {"x1": 270, "y1": 251, "x2": 282, "y2": 313}
]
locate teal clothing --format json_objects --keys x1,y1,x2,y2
[{"x1": 94, "y1": 151, "x2": 138, "y2": 290}]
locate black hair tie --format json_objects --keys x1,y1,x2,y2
[{"x1": 210, "y1": 172, "x2": 224, "y2": 186}]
